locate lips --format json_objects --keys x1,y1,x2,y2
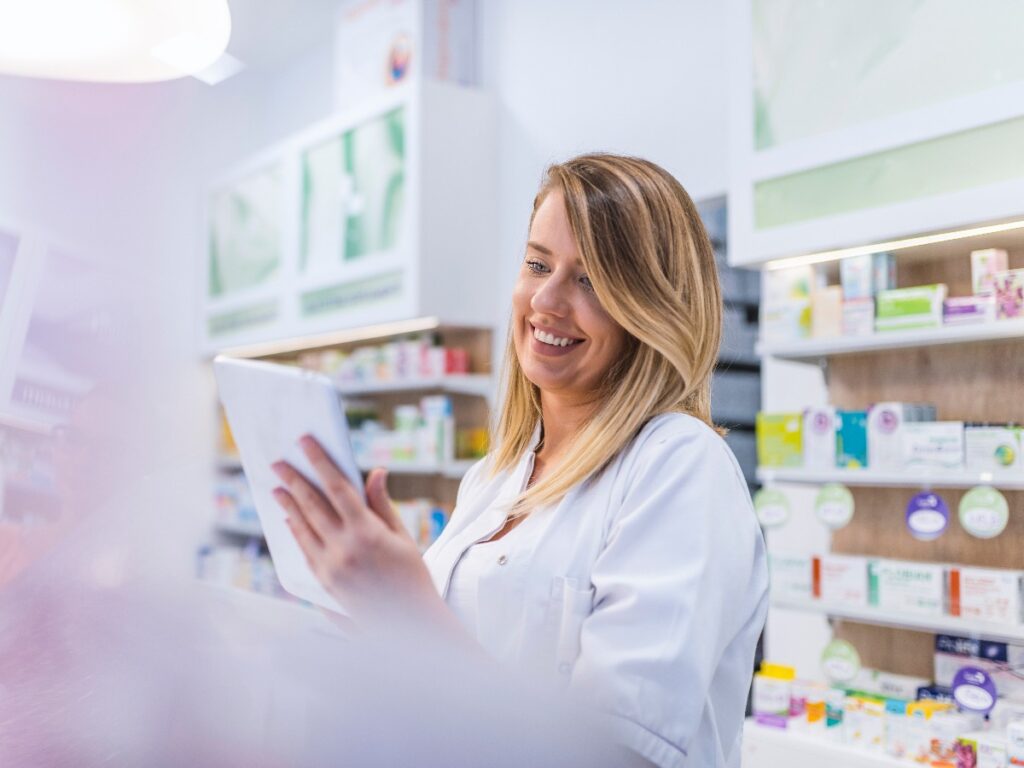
[{"x1": 530, "y1": 323, "x2": 584, "y2": 344}]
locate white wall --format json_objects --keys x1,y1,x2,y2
[{"x1": 479, "y1": 0, "x2": 730, "y2": 314}]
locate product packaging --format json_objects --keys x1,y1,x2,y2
[
  {"x1": 763, "y1": 267, "x2": 813, "y2": 341},
  {"x1": 944, "y1": 294, "x2": 997, "y2": 325},
  {"x1": 875, "y1": 284, "x2": 948, "y2": 331},
  {"x1": 901, "y1": 421, "x2": 965, "y2": 470},
  {"x1": 914, "y1": 711, "x2": 985, "y2": 765},
  {"x1": 884, "y1": 697, "x2": 910, "y2": 759},
  {"x1": 756, "y1": 412, "x2": 804, "y2": 467},
  {"x1": 1008, "y1": 719, "x2": 1024, "y2": 767},
  {"x1": 867, "y1": 401, "x2": 937, "y2": 471},
  {"x1": 851, "y1": 668, "x2": 932, "y2": 701},
  {"x1": 812, "y1": 286, "x2": 843, "y2": 338},
  {"x1": 842, "y1": 298, "x2": 875, "y2": 336},
  {"x1": 972, "y1": 249, "x2": 1009, "y2": 295},
  {"x1": 802, "y1": 407, "x2": 837, "y2": 469},
  {"x1": 836, "y1": 410, "x2": 869, "y2": 468},
  {"x1": 838, "y1": 252, "x2": 896, "y2": 299},
  {"x1": 995, "y1": 269, "x2": 1024, "y2": 320},
  {"x1": 769, "y1": 552, "x2": 814, "y2": 602},
  {"x1": 934, "y1": 635, "x2": 1024, "y2": 703},
  {"x1": 965, "y1": 425, "x2": 1023, "y2": 474},
  {"x1": 814, "y1": 554, "x2": 870, "y2": 607},
  {"x1": 824, "y1": 687, "x2": 846, "y2": 742},
  {"x1": 868, "y1": 559, "x2": 945, "y2": 616},
  {"x1": 949, "y1": 566, "x2": 1024, "y2": 626},
  {"x1": 957, "y1": 730, "x2": 1010, "y2": 768},
  {"x1": 845, "y1": 694, "x2": 886, "y2": 752},
  {"x1": 753, "y1": 662, "x2": 796, "y2": 728}
]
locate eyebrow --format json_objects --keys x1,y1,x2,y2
[{"x1": 526, "y1": 241, "x2": 583, "y2": 266}]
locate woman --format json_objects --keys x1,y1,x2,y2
[{"x1": 272, "y1": 153, "x2": 769, "y2": 768}]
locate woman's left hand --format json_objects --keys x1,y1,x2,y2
[{"x1": 270, "y1": 435, "x2": 444, "y2": 627}]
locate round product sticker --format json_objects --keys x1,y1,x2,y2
[
  {"x1": 754, "y1": 488, "x2": 790, "y2": 529},
  {"x1": 958, "y1": 486, "x2": 1009, "y2": 539},
  {"x1": 952, "y1": 667, "x2": 997, "y2": 715},
  {"x1": 905, "y1": 492, "x2": 949, "y2": 541},
  {"x1": 815, "y1": 484, "x2": 854, "y2": 530},
  {"x1": 821, "y1": 639, "x2": 861, "y2": 684}
]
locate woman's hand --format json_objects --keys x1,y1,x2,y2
[{"x1": 270, "y1": 435, "x2": 444, "y2": 628}]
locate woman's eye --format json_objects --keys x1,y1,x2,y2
[
  {"x1": 525, "y1": 259, "x2": 548, "y2": 273},
  {"x1": 579, "y1": 275, "x2": 594, "y2": 291}
]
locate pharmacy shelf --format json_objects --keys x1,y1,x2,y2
[
  {"x1": 0, "y1": 411, "x2": 55, "y2": 435},
  {"x1": 357, "y1": 459, "x2": 476, "y2": 479},
  {"x1": 336, "y1": 374, "x2": 492, "y2": 399},
  {"x1": 742, "y1": 720, "x2": 905, "y2": 768},
  {"x1": 756, "y1": 466, "x2": 1024, "y2": 490},
  {"x1": 217, "y1": 455, "x2": 475, "y2": 479},
  {"x1": 757, "y1": 317, "x2": 1024, "y2": 361},
  {"x1": 214, "y1": 518, "x2": 263, "y2": 537},
  {"x1": 199, "y1": 582, "x2": 344, "y2": 638},
  {"x1": 772, "y1": 597, "x2": 1024, "y2": 644}
]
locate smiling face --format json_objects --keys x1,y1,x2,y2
[{"x1": 511, "y1": 190, "x2": 629, "y2": 405}]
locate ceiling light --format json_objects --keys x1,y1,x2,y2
[{"x1": 0, "y1": 0, "x2": 232, "y2": 83}]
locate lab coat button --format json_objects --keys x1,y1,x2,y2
[{"x1": 497, "y1": 554, "x2": 508, "y2": 566}]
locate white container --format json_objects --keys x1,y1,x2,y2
[
  {"x1": 816, "y1": 554, "x2": 869, "y2": 607},
  {"x1": 769, "y1": 552, "x2": 814, "y2": 602},
  {"x1": 951, "y1": 567, "x2": 1024, "y2": 626},
  {"x1": 869, "y1": 560, "x2": 945, "y2": 617},
  {"x1": 965, "y1": 426, "x2": 1023, "y2": 474},
  {"x1": 802, "y1": 407, "x2": 836, "y2": 469}
]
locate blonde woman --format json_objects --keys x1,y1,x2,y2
[{"x1": 273, "y1": 153, "x2": 769, "y2": 768}]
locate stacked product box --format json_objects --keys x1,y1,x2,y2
[
  {"x1": 948, "y1": 566, "x2": 1024, "y2": 626},
  {"x1": 868, "y1": 559, "x2": 946, "y2": 617},
  {"x1": 838, "y1": 252, "x2": 896, "y2": 337},
  {"x1": 876, "y1": 284, "x2": 947, "y2": 331},
  {"x1": 755, "y1": 412, "x2": 803, "y2": 467},
  {"x1": 813, "y1": 554, "x2": 870, "y2": 607},
  {"x1": 935, "y1": 634, "x2": 1024, "y2": 705},
  {"x1": 866, "y1": 401, "x2": 938, "y2": 471}
]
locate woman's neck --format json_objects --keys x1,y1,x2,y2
[{"x1": 537, "y1": 391, "x2": 595, "y2": 462}]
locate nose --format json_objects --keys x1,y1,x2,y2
[{"x1": 530, "y1": 271, "x2": 572, "y2": 317}]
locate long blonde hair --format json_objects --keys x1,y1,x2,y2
[{"x1": 490, "y1": 153, "x2": 723, "y2": 515}]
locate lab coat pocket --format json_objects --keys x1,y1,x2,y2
[{"x1": 550, "y1": 577, "x2": 595, "y2": 674}]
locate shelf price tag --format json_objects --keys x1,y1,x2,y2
[
  {"x1": 754, "y1": 488, "x2": 790, "y2": 529},
  {"x1": 958, "y1": 486, "x2": 1009, "y2": 539},
  {"x1": 821, "y1": 639, "x2": 860, "y2": 684},
  {"x1": 815, "y1": 484, "x2": 854, "y2": 530},
  {"x1": 952, "y1": 667, "x2": 997, "y2": 715},
  {"x1": 905, "y1": 491, "x2": 949, "y2": 541}
]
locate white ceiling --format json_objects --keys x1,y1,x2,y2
[{"x1": 225, "y1": 0, "x2": 342, "y2": 72}]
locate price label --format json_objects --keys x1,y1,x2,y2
[
  {"x1": 958, "y1": 486, "x2": 1009, "y2": 539},
  {"x1": 815, "y1": 484, "x2": 854, "y2": 530},
  {"x1": 754, "y1": 488, "x2": 790, "y2": 529}
]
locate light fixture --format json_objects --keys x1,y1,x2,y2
[
  {"x1": 0, "y1": 0, "x2": 233, "y2": 84},
  {"x1": 764, "y1": 218, "x2": 1024, "y2": 271}
]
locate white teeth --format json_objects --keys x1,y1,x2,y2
[{"x1": 533, "y1": 327, "x2": 577, "y2": 347}]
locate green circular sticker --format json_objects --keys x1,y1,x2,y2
[
  {"x1": 815, "y1": 484, "x2": 855, "y2": 530},
  {"x1": 754, "y1": 488, "x2": 790, "y2": 529},
  {"x1": 959, "y1": 486, "x2": 1009, "y2": 539},
  {"x1": 821, "y1": 639, "x2": 861, "y2": 684}
]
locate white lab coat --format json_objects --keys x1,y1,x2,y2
[{"x1": 423, "y1": 412, "x2": 769, "y2": 768}]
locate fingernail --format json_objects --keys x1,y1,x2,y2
[
  {"x1": 298, "y1": 434, "x2": 314, "y2": 448},
  {"x1": 271, "y1": 461, "x2": 287, "y2": 476}
]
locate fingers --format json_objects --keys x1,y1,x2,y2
[
  {"x1": 298, "y1": 435, "x2": 366, "y2": 523},
  {"x1": 365, "y1": 468, "x2": 402, "y2": 533},
  {"x1": 278, "y1": 492, "x2": 324, "y2": 566},
  {"x1": 272, "y1": 461, "x2": 340, "y2": 541}
]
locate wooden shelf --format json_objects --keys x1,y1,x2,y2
[
  {"x1": 758, "y1": 318, "x2": 1024, "y2": 361},
  {"x1": 771, "y1": 597, "x2": 1024, "y2": 644},
  {"x1": 336, "y1": 374, "x2": 492, "y2": 399},
  {"x1": 757, "y1": 466, "x2": 1024, "y2": 490},
  {"x1": 742, "y1": 720, "x2": 906, "y2": 768}
]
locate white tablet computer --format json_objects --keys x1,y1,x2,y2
[{"x1": 213, "y1": 355, "x2": 364, "y2": 614}]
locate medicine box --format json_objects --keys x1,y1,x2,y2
[
  {"x1": 835, "y1": 410, "x2": 868, "y2": 468},
  {"x1": 802, "y1": 407, "x2": 836, "y2": 469},
  {"x1": 994, "y1": 268, "x2": 1024, "y2": 319},
  {"x1": 850, "y1": 668, "x2": 931, "y2": 701},
  {"x1": 875, "y1": 284, "x2": 947, "y2": 331},
  {"x1": 763, "y1": 267, "x2": 812, "y2": 342},
  {"x1": 813, "y1": 554, "x2": 870, "y2": 607},
  {"x1": 943, "y1": 294, "x2": 996, "y2": 325},
  {"x1": 756, "y1": 412, "x2": 803, "y2": 467},
  {"x1": 965, "y1": 424, "x2": 1022, "y2": 474},
  {"x1": 868, "y1": 559, "x2": 945, "y2": 616},
  {"x1": 949, "y1": 566, "x2": 1024, "y2": 626},
  {"x1": 811, "y1": 286, "x2": 843, "y2": 338},
  {"x1": 842, "y1": 298, "x2": 875, "y2": 336},
  {"x1": 901, "y1": 421, "x2": 964, "y2": 470},
  {"x1": 769, "y1": 552, "x2": 814, "y2": 602},
  {"x1": 839, "y1": 252, "x2": 897, "y2": 300},
  {"x1": 971, "y1": 248, "x2": 1008, "y2": 295}
]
